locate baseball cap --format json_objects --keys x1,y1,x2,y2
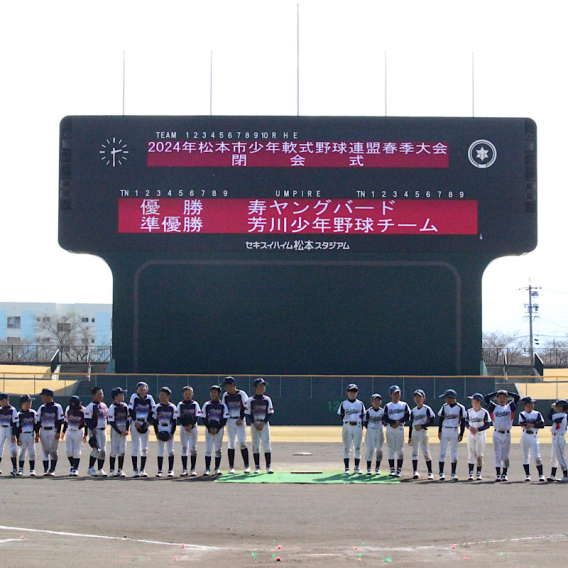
[
  {"x1": 159, "y1": 386, "x2": 172, "y2": 395},
  {"x1": 371, "y1": 393, "x2": 382, "y2": 400},
  {"x1": 346, "y1": 383, "x2": 358, "y2": 391},
  {"x1": 413, "y1": 389, "x2": 426, "y2": 398},
  {"x1": 496, "y1": 389, "x2": 509, "y2": 397},
  {"x1": 0, "y1": 392, "x2": 8, "y2": 401},
  {"x1": 468, "y1": 393, "x2": 484, "y2": 401},
  {"x1": 555, "y1": 399, "x2": 568, "y2": 409},
  {"x1": 222, "y1": 377, "x2": 236, "y2": 385},
  {"x1": 210, "y1": 385, "x2": 222, "y2": 392},
  {"x1": 40, "y1": 388, "x2": 54, "y2": 397},
  {"x1": 440, "y1": 389, "x2": 457, "y2": 399},
  {"x1": 253, "y1": 378, "x2": 267, "y2": 386},
  {"x1": 19, "y1": 394, "x2": 32, "y2": 403},
  {"x1": 389, "y1": 385, "x2": 401, "y2": 395},
  {"x1": 520, "y1": 396, "x2": 536, "y2": 405},
  {"x1": 136, "y1": 382, "x2": 149, "y2": 390},
  {"x1": 69, "y1": 395, "x2": 81, "y2": 407},
  {"x1": 111, "y1": 387, "x2": 124, "y2": 398}
]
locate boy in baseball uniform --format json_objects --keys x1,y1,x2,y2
[
  {"x1": 176, "y1": 386, "x2": 200, "y2": 477},
  {"x1": 61, "y1": 395, "x2": 87, "y2": 476},
  {"x1": 222, "y1": 377, "x2": 250, "y2": 474},
  {"x1": 0, "y1": 393, "x2": 19, "y2": 476},
  {"x1": 547, "y1": 399, "x2": 568, "y2": 482},
  {"x1": 383, "y1": 385, "x2": 410, "y2": 477},
  {"x1": 465, "y1": 393, "x2": 492, "y2": 481},
  {"x1": 108, "y1": 387, "x2": 129, "y2": 477},
  {"x1": 16, "y1": 395, "x2": 38, "y2": 476},
  {"x1": 518, "y1": 396, "x2": 545, "y2": 482},
  {"x1": 338, "y1": 384, "x2": 365, "y2": 475},
  {"x1": 408, "y1": 389, "x2": 435, "y2": 480},
  {"x1": 128, "y1": 381, "x2": 156, "y2": 477},
  {"x1": 363, "y1": 394, "x2": 384, "y2": 475},
  {"x1": 437, "y1": 389, "x2": 466, "y2": 481},
  {"x1": 37, "y1": 388, "x2": 64, "y2": 476},
  {"x1": 484, "y1": 389, "x2": 520, "y2": 482},
  {"x1": 153, "y1": 387, "x2": 177, "y2": 477},
  {"x1": 200, "y1": 385, "x2": 229, "y2": 476},
  {"x1": 246, "y1": 378, "x2": 275, "y2": 474},
  {"x1": 84, "y1": 386, "x2": 109, "y2": 477}
]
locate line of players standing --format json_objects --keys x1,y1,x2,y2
[
  {"x1": 0, "y1": 377, "x2": 274, "y2": 478},
  {"x1": 338, "y1": 383, "x2": 568, "y2": 482}
]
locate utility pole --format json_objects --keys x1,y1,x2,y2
[{"x1": 520, "y1": 282, "x2": 541, "y2": 363}]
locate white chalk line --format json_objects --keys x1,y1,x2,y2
[
  {"x1": 0, "y1": 526, "x2": 224, "y2": 550},
  {"x1": 0, "y1": 539, "x2": 23, "y2": 544}
]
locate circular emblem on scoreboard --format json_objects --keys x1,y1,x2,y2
[
  {"x1": 99, "y1": 138, "x2": 129, "y2": 167},
  {"x1": 468, "y1": 139, "x2": 497, "y2": 169}
]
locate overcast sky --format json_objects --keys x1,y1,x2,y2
[{"x1": 1, "y1": 0, "x2": 566, "y2": 345}]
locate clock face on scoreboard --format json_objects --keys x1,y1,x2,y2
[{"x1": 58, "y1": 116, "x2": 536, "y2": 256}]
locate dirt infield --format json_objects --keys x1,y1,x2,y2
[{"x1": 1, "y1": 433, "x2": 567, "y2": 567}]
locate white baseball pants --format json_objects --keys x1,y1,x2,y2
[
  {"x1": 40, "y1": 429, "x2": 59, "y2": 461},
  {"x1": 0, "y1": 427, "x2": 16, "y2": 459},
  {"x1": 520, "y1": 432, "x2": 542, "y2": 466},
  {"x1": 110, "y1": 429, "x2": 127, "y2": 458},
  {"x1": 180, "y1": 426, "x2": 198, "y2": 456},
  {"x1": 90, "y1": 429, "x2": 107, "y2": 460},
  {"x1": 342, "y1": 423, "x2": 363, "y2": 459},
  {"x1": 205, "y1": 428, "x2": 224, "y2": 457},
  {"x1": 130, "y1": 428, "x2": 149, "y2": 457},
  {"x1": 157, "y1": 436, "x2": 175, "y2": 458},
  {"x1": 386, "y1": 424, "x2": 405, "y2": 460},
  {"x1": 551, "y1": 434, "x2": 567, "y2": 472},
  {"x1": 227, "y1": 419, "x2": 247, "y2": 450},
  {"x1": 365, "y1": 428, "x2": 384, "y2": 462},
  {"x1": 251, "y1": 423, "x2": 272, "y2": 454},
  {"x1": 411, "y1": 427, "x2": 431, "y2": 460},
  {"x1": 439, "y1": 428, "x2": 459, "y2": 463},
  {"x1": 493, "y1": 430, "x2": 511, "y2": 468},
  {"x1": 65, "y1": 429, "x2": 83, "y2": 459},
  {"x1": 467, "y1": 431, "x2": 486, "y2": 466},
  {"x1": 18, "y1": 432, "x2": 36, "y2": 462}
]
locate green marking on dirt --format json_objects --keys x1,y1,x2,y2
[{"x1": 214, "y1": 470, "x2": 400, "y2": 484}]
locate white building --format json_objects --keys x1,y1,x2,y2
[{"x1": 0, "y1": 302, "x2": 112, "y2": 346}]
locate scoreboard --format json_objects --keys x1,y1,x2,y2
[{"x1": 59, "y1": 116, "x2": 537, "y2": 375}]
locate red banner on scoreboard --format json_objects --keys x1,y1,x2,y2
[{"x1": 118, "y1": 198, "x2": 477, "y2": 235}]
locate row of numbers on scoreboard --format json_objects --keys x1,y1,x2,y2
[{"x1": 118, "y1": 189, "x2": 468, "y2": 199}]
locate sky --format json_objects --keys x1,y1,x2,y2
[{"x1": 1, "y1": 0, "x2": 567, "y2": 345}]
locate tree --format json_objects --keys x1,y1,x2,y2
[{"x1": 482, "y1": 331, "x2": 526, "y2": 365}]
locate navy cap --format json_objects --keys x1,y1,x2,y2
[
  {"x1": 555, "y1": 399, "x2": 568, "y2": 408},
  {"x1": 111, "y1": 387, "x2": 124, "y2": 398},
  {"x1": 440, "y1": 389, "x2": 457, "y2": 399},
  {"x1": 41, "y1": 388, "x2": 54, "y2": 397},
  {"x1": 346, "y1": 383, "x2": 358, "y2": 391},
  {"x1": 389, "y1": 385, "x2": 401, "y2": 395},
  {"x1": 496, "y1": 389, "x2": 509, "y2": 397},
  {"x1": 69, "y1": 395, "x2": 81, "y2": 407},
  {"x1": 413, "y1": 389, "x2": 426, "y2": 398},
  {"x1": 210, "y1": 384, "x2": 222, "y2": 392},
  {"x1": 0, "y1": 392, "x2": 8, "y2": 401},
  {"x1": 159, "y1": 386, "x2": 172, "y2": 395},
  {"x1": 136, "y1": 382, "x2": 149, "y2": 390},
  {"x1": 19, "y1": 394, "x2": 32, "y2": 403},
  {"x1": 371, "y1": 393, "x2": 382, "y2": 400},
  {"x1": 520, "y1": 396, "x2": 536, "y2": 405},
  {"x1": 253, "y1": 378, "x2": 267, "y2": 386},
  {"x1": 468, "y1": 393, "x2": 484, "y2": 401},
  {"x1": 222, "y1": 377, "x2": 236, "y2": 385}
]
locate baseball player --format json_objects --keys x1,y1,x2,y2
[
  {"x1": 363, "y1": 394, "x2": 384, "y2": 475},
  {"x1": 37, "y1": 388, "x2": 64, "y2": 476},
  {"x1": 200, "y1": 385, "x2": 229, "y2": 476},
  {"x1": 222, "y1": 377, "x2": 250, "y2": 474},
  {"x1": 0, "y1": 393, "x2": 19, "y2": 476},
  {"x1": 84, "y1": 386, "x2": 109, "y2": 477},
  {"x1": 61, "y1": 395, "x2": 87, "y2": 476},
  {"x1": 338, "y1": 384, "x2": 365, "y2": 474},
  {"x1": 465, "y1": 393, "x2": 492, "y2": 481},
  {"x1": 128, "y1": 381, "x2": 156, "y2": 477},
  {"x1": 408, "y1": 389, "x2": 435, "y2": 480},
  {"x1": 547, "y1": 399, "x2": 568, "y2": 482},
  {"x1": 15, "y1": 394, "x2": 38, "y2": 476},
  {"x1": 153, "y1": 387, "x2": 177, "y2": 477},
  {"x1": 518, "y1": 396, "x2": 545, "y2": 482},
  {"x1": 437, "y1": 389, "x2": 466, "y2": 481},
  {"x1": 383, "y1": 385, "x2": 411, "y2": 477},
  {"x1": 245, "y1": 378, "x2": 275, "y2": 474},
  {"x1": 108, "y1": 387, "x2": 129, "y2": 477},
  {"x1": 176, "y1": 386, "x2": 200, "y2": 477},
  {"x1": 484, "y1": 389, "x2": 520, "y2": 482}
]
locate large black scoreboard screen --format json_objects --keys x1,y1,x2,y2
[{"x1": 59, "y1": 117, "x2": 537, "y2": 375}]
